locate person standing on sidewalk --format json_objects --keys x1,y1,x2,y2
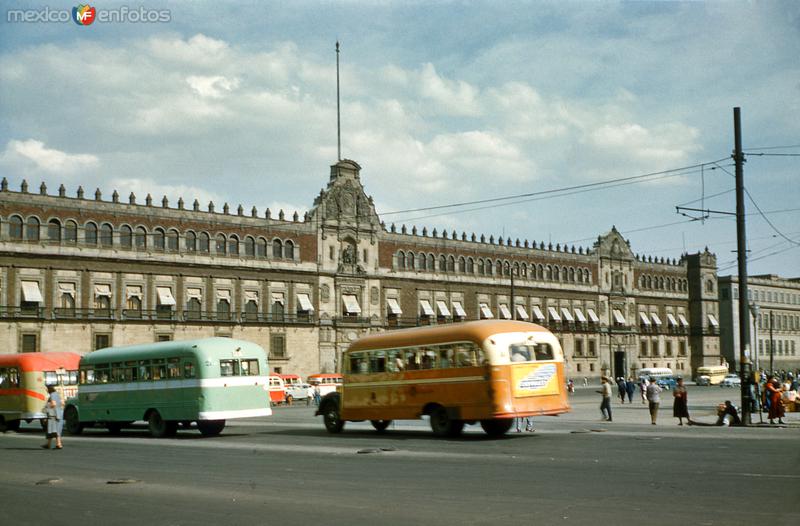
[
  {"x1": 597, "y1": 376, "x2": 612, "y2": 422},
  {"x1": 42, "y1": 385, "x2": 64, "y2": 450},
  {"x1": 625, "y1": 377, "x2": 636, "y2": 403},
  {"x1": 646, "y1": 377, "x2": 662, "y2": 425},
  {"x1": 672, "y1": 377, "x2": 691, "y2": 425}
]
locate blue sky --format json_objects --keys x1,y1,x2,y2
[{"x1": 1, "y1": 0, "x2": 798, "y2": 277}]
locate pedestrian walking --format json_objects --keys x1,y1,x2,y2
[
  {"x1": 582, "y1": 377, "x2": 588, "y2": 387},
  {"x1": 646, "y1": 377, "x2": 662, "y2": 425},
  {"x1": 515, "y1": 416, "x2": 534, "y2": 432},
  {"x1": 672, "y1": 377, "x2": 690, "y2": 425},
  {"x1": 597, "y1": 376, "x2": 612, "y2": 422},
  {"x1": 639, "y1": 378, "x2": 647, "y2": 404},
  {"x1": 625, "y1": 377, "x2": 636, "y2": 403},
  {"x1": 42, "y1": 385, "x2": 63, "y2": 450},
  {"x1": 765, "y1": 376, "x2": 785, "y2": 424},
  {"x1": 313, "y1": 385, "x2": 321, "y2": 407},
  {"x1": 567, "y1": 379, "x2": 575, "y2": 393},
  {"x1": 616, "y1": 377, "x2": 626, "y2": 404},
  {"x1": 306, "y1": 384, "x2": 315, "y2": 406}
]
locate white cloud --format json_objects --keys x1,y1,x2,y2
[
  {"x1": 186, "y1": 75, "x2": 240, "y2": 98},
  {"x1": 0, "y1": 139, "x2": 99, "y2": 174}
]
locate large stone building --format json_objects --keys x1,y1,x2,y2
[
  {"x1": 718, "y1": 274, "x2": 800, "y2": 372},
  {"x1": 0, "y1": 160, "x2": 721, "y2": 378}
]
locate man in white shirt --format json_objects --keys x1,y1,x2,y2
[
  {"x1": 596, "y1": 376, "x2": 612, "y2": 422},
  {"x1": 646, "y1": 377, "x2": 662, "y2": 425}
]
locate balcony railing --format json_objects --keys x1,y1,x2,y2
[{"x1": 0, "y1": 306, "x2": 45, "y2": 319}]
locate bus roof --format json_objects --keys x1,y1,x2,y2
[
  {"x1": 79, "y1": 337, "x2": 266, "y2": 365},
  {"x1": 347, "y1": 320, "x2": 549, "y2": 353},
  {"x1": 0, "y1": 352, "x2": 82, "y2": 371}
]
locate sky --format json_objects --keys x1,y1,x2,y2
[{"x1": 1, "y1": 0, "x2": 798, "y2": 278}]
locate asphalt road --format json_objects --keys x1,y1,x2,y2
[{"x1": 1, "y1": 386, "x2": 798, "y2": 526}]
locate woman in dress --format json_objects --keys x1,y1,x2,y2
[
  {"x1": 42, "y1": 384, "x2": 64, "y2": 449},
  {"x1": 765, "y1": 376, "x2": 785, "y2": 425},
  {"x1": 672, "y1": 377, "x2": 690, "y2": 425}
]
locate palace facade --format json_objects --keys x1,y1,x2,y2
[{"x1": 0, "y1": 160, "x2": 722, "y2": 379}]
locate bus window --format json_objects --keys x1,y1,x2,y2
[
  {"x1": 241, "y1": 359, "x2": 260, "y2": 376},
  {"x1": 45, "y1": 371, "x2": 59, "y2": 385},
  {"x1": 151, "y1": 359, "x2": 167, "y2": 380},
  {"x1": 438, "y1": 346, "x2": 455, "y2": 368},
  {"x1": 420, "y1": 349, "x2": 436, "y2": 369},
  {"x1": 387, "y1": 350, "x2": 403, "y2": 372},
  {"x1": 95, "y1": 364, "x2": 110, "y2": 383},
  {"x1": 184, "y1": 361, "x2": 196, "y2": 378},
  {"x1": 111, "y1": 363, "x2": 124, "y2": 383},
  {"x1": 534, "y1": 344, "x2": 554, "y2": 361},
  {"x1": 454, "y1": 345, "x2": 480, "y2": 367},
  {"x1": 68, "y1": 370, "x2": 79, "y2": 385},
  {"x1": 167, "y1": 358, "x2": 181, "y2": 379},
  {"x1": 79, "y1": 368, "x2": 94, "y2": 385},
  {"x1": 349, "y1": 352, "x2": 367, "y2": 374},
  {"x1": 1, "y1": 367, "x2": 20, "y2": 388},
  {"x1": 220, "y1": 359, "x2": 239, "y2": 377},
  {"x1": 139, "y1": 360, "x2": 151, "y2": 381},
  {"x1": 404, "y1": 350, "x2": 418, "y2": 370},
  {"x1": 369, "y1": 351, "x2": 386, "y2": 373}
]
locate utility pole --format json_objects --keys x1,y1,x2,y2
[
  {"x1": 336, "y1": 41, "x2": 341, "y2": 161},
  {"x1": 769, "y1": 311, "x2": 774, "y2": 374},
  {"x1": 733, "y1": 107, "x2": 753, "y2": 424},
  {"x1": 510, "y1": 268, "x2": 515, "y2": 318}
]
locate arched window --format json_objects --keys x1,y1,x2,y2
[
  {"x1": 503, "y1": 261, "x2": 510, "y2": 276},
  {"x1": 185, "y1": 231, "x2": 196, "y2": 252},
  {"x1": 284, "y1": 240, "x2": 294, "y2": 260},
  {"x1": 153, "y1": 228, "x2": 165, "y2": 250},
  {"x1": 546, "y1": 265, "x2": 552, "y2": 280},
  {"x1": 65, "y1": 220, "x2": 77, "y2": 243},
  {"x1": 216, "y1": 234, "x2": 227, "y2": 255},
  {"x1": 126, "y1": 295, "x2": 142, "y2": 316},
  {"x1": 439, "y1": 255, "x2": 447, "y2": 272},
  {"x1": 166, "y1": 229, "x2": 179, "y2": 251},
  {"x1": 478, "y1": 259, "x2": 485, "y2": 275},
  {"x1": 59, "y1": 292, "x2": 75, "y2": 316},
  {"x1": 553, "y1": 266, "x2": 560, "y2": 281},
  {"x1": 134, "y1": 227, "x2": 147, "y2": 250},
  {"x1": 517, "y1": 263, "x2": 524, "y2": 277},
  {"x1": 228, "y1": 235, "x2": 239, "y2": 256},
  {"x1": 120, "y1": 225, "x2": 132, "y2": 248},
  {"x1": 198, "y1": 232, "x2": 210, "y2": 253},
  {"x1": 217, "y1": 299, "x2": 231, "y2": 321},
  {"x1": 417, "y1": 253, "x2": 426, "y2": 270},
  {"x1": 427, "y1": 254, "x2": 434, "y2": 270},
  {"x1": 47, "y1": 219, "x2": 61, "y2": 243},
  {"x1": 496, "y1": 260, "x2": 503, "y2": 276},
  {"x1": 397, "y1": 251, "x2": 406, "y2": 269},
  {"x1": 706, "y1": 279, "x2": 714, "y2": 293},
  {"x1": 100, "y1": 223, "x2": 113, "y2": 247},
  {"x1": 244, "y1": 236, "x2": 255, "y2": 257},
  {"x1": 26, "y1": 217, "x2": 40, "y2": 241},
  {"x1": 407, "y1": 251, "x2": 415, "y2": 270},
  {"x1": 569, "y1": 268, "x2": 575, "y2": 282},
  {"x1": 458, "y1": 257, "x2": 466, "y2": 273},
  {"x1": 448, "y1": 256, "x2": 456, "y2": 272},
  {"x1": 186, "y1": 298, "x2": 202, "y2": 320},
  {"x1": 486, "y1": 260, "x2": 493, "y2": 275},
  {"x1": 467, "y1": 257, "x2": 474, "y2": 274},
  {"x1": 272, "y1": 239, "x2": 283, "y2": 258},
  {"x1": 85, "y1": 222, "x2": 98, "y2": 245},
  {"x1": 271, "y1": 299, "x2": 285, "y2": 321},
  {"x1": 9, "y1": 215, "x2": 23, "y2": 240},
  {"x1": 245, "y1": 300, "x2": 259, "y2": 321},
  {"x1": 537, "y1": 264, "x2": 544, "y2": 280},
  {"x1": 257, "y1": 237, "x2": 267, "y2": 257}
]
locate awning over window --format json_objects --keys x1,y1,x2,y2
[
  {"x1": 651, "y1": 313, "x2": 662, "y2": 326},
  {"x1": 452, "y1": 301, "x2": 466, "y2": 318},
  {"x1": 419, "y1": 299, "x2": 435, "y2": 316},
  {"x1": 436, "y1": 300, "x2": 451, "y2": 317},
  {"x1": 342, "y1": 294, "x2": 361, "y2": 314},
  {"x1": 479, "y1": 302, "x2": 493, "y2": 319},
  {"x1": 216, "y1": 289, "x2": 232, "y2": 302},
  {"x1": 499, "y1": 304, "x2": 512, "y2": 320},
  {"x1": 612, "y1": 309, "x2": 626, "y2": 325},
  {"x1": 297, "y1": 293, "x2": 314, "y2": 312},
  {"x1": 639, "y1": 312, "x2": 651, "y2": 326},
  {"x1": 560, "y1": 308, "x2": 574, "y2": 322},
  {"x1": 57, "y1": 282, "x2": 76, "y2": 297},
  {"x1": 271, "y1": 292, "x2": 285, "y2": 304},
  {"x1": 547, "y1": 306, "x2": 561, "y2": 322},
  {"x1": 515, "y1": 305, "x2": 529, "y2": 321},
  {"x1": 126, "y1": 285, "x2": 143, "y2": 299},
  {"x1": 531, "y1": 305, "x2": 545, "y2": 322},
  {"x1": 94, "y1": 283, "x2": 112, "y2": 298},
  {"x1": 574, "y1": 308, "x2": 587, "y2": 323},
  {"x1": 707, "y1": 314, "x2": 719, "y2": 327},
  {"x1": 21, "y1": 281, "x2": 43, "y2": 303},
  {"x1": 667, "y1": 313, "x2": 679, "y2": 327},
  {"x1": 587, "y1": 308, "x2": 600, "y2": 323},
  {"x1": 386, "y1": 298, "x2": 402, "y2": 315},
  {"x1": 678, "y1": 313, "x2": 689, "y2": 327},
  {"x1": 156, "y1": 286, "x2": 176, "y2": 306},
  {"x1": 244, "y1": 290, "x2": 259, "y2": 304},
  {"x1": 186, "y1": 287, "x2": 203, "y2": 300}
]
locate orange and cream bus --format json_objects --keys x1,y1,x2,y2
[
  {"x1": 0, "y1": 352, "x2": 81, "y2": 432},
  {"x1": 316, "y1": 320, "x2": 570, "y2": 437}
]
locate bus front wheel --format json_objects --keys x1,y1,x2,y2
[
  {"x1": 0, "y1": 416, "x2": 20, "y2": 433},
  {"x1": 64, "y1": 406, "x2": 83, "y2": 435},
  {"x1": 323, "y1": 405, "x2": 344, "y2": 433},
  {"x1": 371, "y1": 420, "x2": 392, "y2": 433},
  {"x1": 197, "y1": 420, "x2": 226, "y2": 436},
  {"x1": 480, "y1": 418, "x2": 514, "y2": 437},
  {"x1": 430, "y1": 406, "x2": 464, "y2": 438},
  {"x1": 147, "y1": 411, "x2": 176, "y2": 438}
]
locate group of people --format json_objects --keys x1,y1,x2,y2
[{"x1": 597, "y1": 376, "x2": 690, "y2": 425}]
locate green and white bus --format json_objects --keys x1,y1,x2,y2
[{"x1": 64, "y1": 338, "x2": 271, "y2": 438}]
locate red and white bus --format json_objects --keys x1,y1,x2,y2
[
  {"x1": 307, "y1": 373, "x2": 343, "y2": 397},
  {"x1": 268, "y1": 374, "x2": 286, "y2": 405},
  {"x1": 0, "y1": 352, "x2": 81, "y2": 432}
]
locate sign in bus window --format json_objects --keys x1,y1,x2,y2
[
  {"x1": 220, "y1": 359, "x2": 240, "y2": 377},
  {"x1": 241, "y1": 359, "x2": 260, "y2": 376}
]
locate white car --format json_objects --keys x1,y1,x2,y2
[{"x1": 720, "y1": 374, "x2": 741, "y2": 388}]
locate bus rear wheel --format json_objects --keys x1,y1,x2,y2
[
  {"x1": 322, "y1": 405, "x2": 344, "y2": 433},
  {"x1": 0, "y1": 416, "x2": 20, "y2": 433},
  {"x1": 147, "y1": 411, "x2": 176, "y2": 438},
  {"x1": 371, "y1": 420, "x2": 392, "y2": 433},
  {"x1": 430, "y1": 406, "x2": 464, "y2": 438},
  {"x1": 480, "y1": 418, "x2": 514, "y2": 437},
  {"x1": 197, "y1": 420, "x2": 226, "y2": 436},
  {"x1": 64, "y1": 406, "x2": 83, "y2": 435}
]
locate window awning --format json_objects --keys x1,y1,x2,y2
[
  {"x1": 94, "y1": 284, "x2": 112, "y2": 298},
  {"x1": 667, "y1": 313, "x2": 679, "y2": 327},
  {"x1": 707, "y1": 314, "x2": 719, "y2": 327},
  {"x1": 452, "y1": 301, "x2": 466, "y2": 318},
  {"x1": 479, "y1": 302, "x2": 493, "y2": 319},
  {"x1": 342, "y1": 294, "x2": 361, "y2": 314},
  {"x1": 297, "y1": 293, "x2": 314, "y2": 312},
  {"x1": 186, "y1": 287, "x2": 203, "y2": 300},
  {"x1": 216, "y1": 289, "x2": 232, "y2": 302},
  {"x1": 499, "y1": 304, "x2": 512, "y2": 320},
  {"x1": 436, "y1": 300, "x2": 451, "y2": 317},
  {"x1": 560, "y1": 308, "x2": 574, "y2": 322},
  {"x1": 515, "y1": 305, "x2": 529, "y2": 321},
  {"x1": 156, "y1": 286, "x2": 176, "y2": 306},
  {"x1": 21, "y1": 281, "x2": 43, "y2": 303},
  {"x1": 678, "y1": 313, "x2": 689, "y2": 327},
  {"x1": 58, "y1": 282, "x2": 76, "y2": 297},
  {"x1": 126, "y1": 285, "x2": 143, "y2": 299},
  {"x1": 651, "y1": 313, "x2": 662, "y2": 326},
  {"x1": 547, "y1": 306, "x2": 561, "y2": 322},
  {"x1": 639, "y1": 312, "x2": 651, "y2": 326},
  {"x1": 419, "y1": 299, "x2": 435, "y2": 316},
  {"x1": 612, "y1": 309, "x2": 626, "y2": 325},
  {"x1": 531, "y1": 305, "x2": 545, "y2": 322},
  {"x1": 587, "y1": 308, "x2": 600, "y2": 323},
  {"x1": 271, "y1": 292, "x2": 285, "y2": 304},
  {"x1": 386, "y1": 298, "x2": 402, "y2": 315},
  {"x1": 244, "y1": 290, "x2": 259, "y2": 304},
  {"x1": 574, "y1": 308, "x2": 587, "y2": 323}
]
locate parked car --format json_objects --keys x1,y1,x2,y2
[
  {"x1": 656, "y1": 376, "x2": 677, "y2": 390},
  {"x1": 721, "y1": 374, "x2": 741, "y2": 388},
  {"x1": 284, "y1": 383, "x2": 311, "y2": 405},
  {"x1": 695, "y1": 375, "x2": 711, "y2": 386}
]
